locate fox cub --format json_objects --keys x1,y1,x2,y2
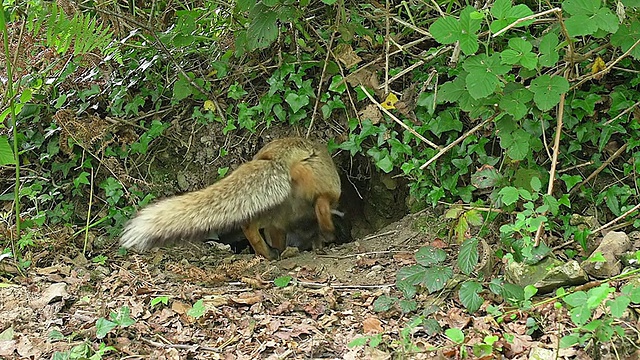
[{"x1": 120, "y1": 137, "x2": 341, "y2": 259}]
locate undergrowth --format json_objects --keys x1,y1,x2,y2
[{"x1": 2, "y1": 0, "x2": 640, "y2": 357}]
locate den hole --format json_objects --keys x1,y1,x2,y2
[{"x1": 212, "y1": 154, "x2": 409, "y2": 255}]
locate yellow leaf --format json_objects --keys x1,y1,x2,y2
[
  {"x1": 381, "y1": 93, "x2": 398, "y2": 110},
  {"x1": 591, "y1": 56, "x2": 606, "y2": 75},
  {"x1": 204, "y1": 100, "x2": 216, "y2": 111}
]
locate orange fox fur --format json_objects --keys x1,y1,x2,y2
[{"x1": 119, "y1": 137, "x2": 341, "y2": 259}]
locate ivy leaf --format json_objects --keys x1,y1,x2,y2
[
  {"x1": 561, "y1": 174, "x2": 583, "y2": 191},
  {"x1": 187, "y1": 299, "x2": 206, "y2": 318},
  {"x1": 285, "y1": 93, "x2": 309, "y2": 113},
  {"x1": 607, "y1": 296, "x2": 631, "y2": 318},
  {"x1": 373, "y1": 294, "x2": 397, "y2": 312},
  {"x1": 95, "y1": 318, "x2": 117, "y2": 339},
  {"x1": 563, "y1": 0, "x2": 618, "y2": 36},
  {"x1": 438, "y1": 76, "x2": 467, "y2": 103},
  {"x1": 458, "y1": 281, "x2": 484, "y2": 313},
  {"x1": 529, "y1": 75, "x2": 570, "y2": 111}
]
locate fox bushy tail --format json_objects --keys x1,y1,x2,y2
[{"x1": 120, "y1": 160, "x2": 291, "y2": 250}]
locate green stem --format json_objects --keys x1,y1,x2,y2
[{"x1": 0, "y1": 4, "x2": 22, "y2": 258}]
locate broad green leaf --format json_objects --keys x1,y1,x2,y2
[
  {"x1": 498, "y1": 186, "x2": 519, "y2": 206},
  {"x1": 463, "y1": 54, "x2": 510, "y2": 99},
  {"x1": 560, "y1": 334, "x2": 580, "y2": 348},
  {"x1": 187, "y1": 299, "x2": 206, "y2": 318},
  {"x1": 471, "y1": 165, "x2": 503, "y2": 189},
  {"x1": 95, "y1": 318, "x2": 117, "y2": 339},
  {"x1": 561, "y1": 174, "x2": 582, "y2": 191},
  {"x1": 539, "y1": 33, "x2": 560, "y2": 67},
  {"x1": 622, "y1": 283, "x2": 640, "y2": 303},
  {"x1": 285, "y1": 93, "x2": 309, "y2": 113},
  {"x1": 0, "y1": 136, "x2": 15, "y2": 166},
  {"x1": 415, "y1": 246, "x2": 447, "y2": 267},
  {"x1": 173, "y1": 75, "x2": 193, "y2": 101},
  {"x1": 611, "y1": 21, "x2": 640, "y2": 60},
  {"x1": 565, "y1": 15, "x2": 598, "y2": 36},
  {"x1": 399, "y1": 299, "x2": 418, "y2": 313},
  {"x1": 445, "y1": 328, "x2": 465, "y2": 344},
  {"x1": 247, "y1": 5, "x2": 278, "y2": 49},
  {"x1": 373, "y1": 294, "x2": 397, "y2": 311},
  {"x1": 429, "y1": 16, "x2": 461, "y2": 45},
  {"x1": 491, "y1": 0, "x2": 511, "y2": 18},
  {"x1": 458, "y1": 238, "x2": 479, "y2": 275},
  {"x1": 607, "y1": 296, "x2": 631, "y2": 318},
  {"x1": 529, "y1": 75, "x2": 570, "y2": 111},
  {"x1": 274, "y1": 276, "x2": 292, "y2": 287},
  {"x1": 438, "y1": 76, "x2": 467, "y2": 103},
  {"x1": 459, "y1": 281, "x2": 483, "y2": 312},
  {"x1": 569, "y1": 305, "x2": 591, "y2": 326},
  {"x1": 563, "y1": 0, "x2": 601, "y2": 15},
  {"x1": 501, "y1": 129, "x2": 530, "y2": 160}
]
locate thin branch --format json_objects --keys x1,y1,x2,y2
[
  {"x1": 592, "y1": 203, "x2": 640, "y2": 234},
  {"x1": 360, "y1": 85, "x2": 441, "y2": 149},
  {"x1": 570, "y1": 38, "x2": 640, "y2": 91},
  {"x1": 534, "y1": 92, "x2": 565, "y2": 247},
  {"x1": 419, "y1": 114, "x2": 496, "y2": 170},
  {"x1": 569, "y1": 143, "x2": 629, "y2": 195},
  {"x1": 306, "y1": 31, "x2": 336, "y2": 138},
  {"x1": 492, "y1": 8, "x2": 562, "y2": 37}
]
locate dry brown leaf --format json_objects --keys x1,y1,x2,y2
[
  {"x1": 359, "y1": 104, "x2": 383, "y2": 125},
  {"x1": 363, "y1": 317, "x2": 383, "y2": 334},
  {"x1": 171, "y1": 300, "x2": 191, "y2": 315},
  {"x1": 29, "y1": 283, "x2": 68, "y2": 309},
  {"x1": 335, "y1": 44, "x2": 362, "y2": 68},
  {"x1": 229, "y1": 292, "x2": 262, "y2": 305}
]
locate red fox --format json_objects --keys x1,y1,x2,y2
[{"x1": 120, "y1": 137, "x2": 341, "y2": 259}]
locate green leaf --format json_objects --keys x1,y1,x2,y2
[
  {"x1": 399, "y1": 299, "x2": 418, "y2": 313},
  {"x1": 499, "y1": 186, "x2": 520, "y2": 206},
  {"x1": 415, "y1": 246, "x2": 447, "y2": 267},
  {"x1": 529, "y1": 75, "x2": 570, "y2": 111},
  {"x1": 561, "y1": 174, "x2": 582, "y2": 191},
  {"x1": 563, "y1": 0, "x2": 600, "y2": 14},
  {"x1": 463, "y1": 54, "x2": 510, "y2": 99},
  {"x1": 499, "y1": 83, "x2": 533, "y2": 120},
  {"x1": 560, "y1": 334, "x2": 580, "y2": 348},
  {"x1": 445, "y1": 328, "x2": 465, "y2": 344},
  {"x1": 438, "y1": 76, "x2": 467, "y2": 103},
  {"x1": 429, "y1": 16, "x2": 461, "y2": 45},
  {"x1": 539, "y1": 33, "x2": 560, "y2": 67},
  {"x1": 150, "y1": 296, "x2": 170, "y2": 308},
  {"x1": 530, "y1": 177, "x2": 542, "y2": 192},
  {"x1": 611, "y1": 21, "x2": 640, "y2": 60},
  {"x1": 187, "y1": 299, "x2": 206, "y2": 318},
  {"x1": 173, "y1": 75, "x2": 193, "y2": 101},
  {"x1": 501, "y1": 129, "x2": 530, "y2": 160},
  {"x1": 347, "y1": 337, "x2": 369, "y2": 348},
  {"x1": 110, "y1": 306, "x2": 135, "y2": 327},
  {"x1": 471, "y1": 165, "x2": 503, "y2": 189},
  {"x1": 607, "y1": 296, "x2": 631, "y2": 318},
  {"x1": 459, "y1": 281, "x2": 483, "y2": 313},
  {"x1": 458, "y1": 238, "x2": 479, "y2": 275},
  {"x1": 0, "y1": 136, "x2": 15, "y2": 166},
  {"x1": 274, "y1": 276, "x2": 292, "y2": 287},
  {"x1": 491, "y1": 0, "x2": 511, "y2": 19},
  {"x1": 285, "y1": 93, "x2": 309, "y2": 113},
  {"x1": 373, "y1": 294, "x2": 397, "y2": 312},
  {"x1": 95, "y1": 318, "x2": 117, "y2": 339},
  {"x1": 247, "y1": 5, "x2": 279, "y2": 49}
]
